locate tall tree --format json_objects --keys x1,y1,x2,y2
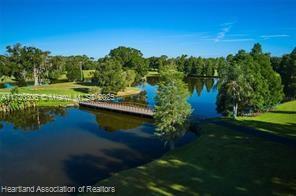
[
  {"x1": 47, "y1": 56, "x2": 66, "y2": 82},
  {"x1": 217, "y1": 63, "x2": 252, "y2": 118},
  {"x1": 109, "y1": 46, "x2": 148, "y2": 81},
  {"x1": 6, "y1": 43, "x2": 28, "y2": 84},
  {"x1": 66, "y1": 56, "x2": 86, "y2": 82},
  {"x1": 0, "y1": 55, "x2": 10, "y2": 79},
  {"x1": 93, "y1": 58, "x2": 125, "y2": 93},
  {"x1": 250, "y1": 43, "x2": 283, "y2": 108},
  {"x1": 175, "y1": 54, "x2": 187, "y2": 72},
  {"x1": 154, "y1": 68, "x2": 192, "y2": 149},
  {"x1": 24, "y1": 47, "x2": 50, "y2": 85},
  {"x1": 217, "y1": 44, "x2": 283, "y2": 117},
  {"x1": 6, "y1": 44, "x2": 50, "y2": 85},
  {"x1": 273, "y1": 48, "x2": 296, "y2": 99}
]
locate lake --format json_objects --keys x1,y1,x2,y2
[{"x1": 0, "y1": 77, "x2": 219, "y2": 188}]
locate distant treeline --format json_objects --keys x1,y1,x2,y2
[
  {"x1": 0, "y1": 44, "x2": 225, "y2": 85},
  {"x1": 147, "y1": 55, "x2": 224, "y2": 77},
  {"x1": 0, "y1": 43, "x2": 295, "y2": 101}
]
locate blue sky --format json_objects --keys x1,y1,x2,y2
[{"x1": 0, "y1": 0, "x2": 295, "y2": 58}]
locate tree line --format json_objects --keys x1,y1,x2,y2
[
  {"x1": 0, "y1": 43, "x2": 295, "y2": 104},
  {"x1": 0, "y1": 44, "x2": 225, "y2": 87},
  {"x1": 147, "y1": 55, "x2": 224, "y2": 76}
]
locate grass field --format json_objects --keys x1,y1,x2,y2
[
  {"x1": 0, "y1": 82, "x2": 90, "y2": 95},
  {"x1": 237, "y1": 101, "x2": 296, "y2": 139},
  {"x1": 0, "y1": 81, "x2": 141, "y2": 96},
  {"x1": 0, "y1": 80, "x2": 141, "y2": 107},
  {"x1": 88, "y1": 101, "x2": 296, "y2": 195}
]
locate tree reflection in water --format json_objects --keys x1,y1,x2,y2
[
  {"x1": 122, "y1": 91, "x2": 148, "y2": 106},
  {"x1": 81, "y1": 108, "x2": 152, "y2": 132},
  {"x1": 0, "y1": 107, "x2": 67, "y2": 131},
  {"x1": 185, "y1": 77, "x2": 215, "y2": 96},
  {"x1": 146, "y1": 76, "x2": 160, "y2": 86}
]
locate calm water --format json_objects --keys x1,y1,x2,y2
[
  {"x1": 129, "y1": 76, "x2": 220, "y2": 119},
  {"x1": 0, "y1": 77, "x2": 219, "y2": 188}
]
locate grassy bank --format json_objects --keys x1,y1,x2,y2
[
  {"x1": 0, "y1": 82, "x2": 91, "y2": 95},
  {"x1": 0, "y1": 82, "x2": 142, "y2": 106},
  {"x1": 92, "y1": 123, "x2": 296, "y2": 195},
  {"x1": 88, "y1": 101, "x2": 296, "y2": 195},
  {"x1": 0, "y1": 82, "x2": 141, "y2": 97},
  {"x1": 237, "y1": 101, "x2": 296, "y2": 139}
]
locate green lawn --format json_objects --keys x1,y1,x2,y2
[
  {"x1": 90, "y1": 123, "x2": 296, "y2": 195},
  {"x1": 0, "y1": 81, "x2": 141, "y2": 96},
  {"x1": 0, "y1": 82, "x2": 90, "y2": 96},
  {"x1": 87, "y1": 101, "x2": 296, "y2": 195},
  {"x1": 237, "y1": 101, "x2": 296, "y2": 139},
  {"x1": 147, "y1": 71, "x2": 160, "y2": 77},
  {"x1": 0, "y1": 79, "x2": 141, "y2": 107}
]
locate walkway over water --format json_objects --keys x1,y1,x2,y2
[{"x1": 79, "y1": 101, "x2": 154, "y2": 117}]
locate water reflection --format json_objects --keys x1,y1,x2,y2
[
  {"x1": 0, "y1": 107, "x2": 195, "y2": 187},
  {"x1": 121, "y1": 91, "x2": 148, "y2": 106},
  {"x1": 185, "y1": 77, "x2": 216, "y2": 96},
  {"x1": 135, "y1": 76, "x2": 220, "y2": 119},
  {"x1": 0, "y1": 107, "x2": 66, "y2": 131},
  {"x1": 82, "y1": 107, "x2": 152, "y2": 132}
]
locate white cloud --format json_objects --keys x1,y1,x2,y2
[
  {"x1": 260, "y1": 34, "x2": 289, "y2": 39},
  {"x1": 220, "y1": 38, "x2": 254, "y2": 42},
  {"x1": 214, "y1": 22, "x2": 234, "y2": 42}
]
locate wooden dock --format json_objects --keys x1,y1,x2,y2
[{"x1": 79, "y1": 101, "x2": 154, "y2": 117}]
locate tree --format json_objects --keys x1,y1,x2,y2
[
  {"x1": 109, "y1": 46, "x2": 148, "y2": 81},
  {"x1": 217, "y1": 60, "x2": 252, "y2": 118},
  {"x1": 0, "y1": 55, "x2": 10, "y2": 79},
  {"x1": 65, "y1": 56, "x2": 82, "y2": 82},
  {"x1": 93, "y1": 58, "x2": 125, "y2": 93},
  {"x1": 273, "y1": 48, "x2": 296, "y2": 99},
  {"x1": 123, "y1": 69, "x2": 136, "y2": 87},
  {"x1": 204, "y1": 58, "x2": 215, "y2": 76},
  {"x1": 175, "y1": 54, "x2": 187, "y2": 72},
  {"x1": 147, "y1": 57, "x2": 160, "y2": 70},
  {"x1": 154, "y1": 69, "x2": 192, "y2": 149},
  {"x1": 250, "y1": 43, "x2": 283, "y2": 108},
  {"x1": 217, "y1": 44, "x2": 283, "y2": 117},
  {"x1": 24, "y1": 47, "x2": 50, "y2": 85},
  {"x1": 47, "y1": 56, "x2": 66, "y2": 82},
  {"x1": 217, "y1": 57, "x2": 228, "y2": 77},
  {"x1": 6, "y1": 44, "x2": 50, "y2": 85},
  {"x1": 65, "y1": 55, "x2": 93, "y2": 82},
  {"x1": 6, "y1": 43, "x2": 28, "y2": 84}
]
